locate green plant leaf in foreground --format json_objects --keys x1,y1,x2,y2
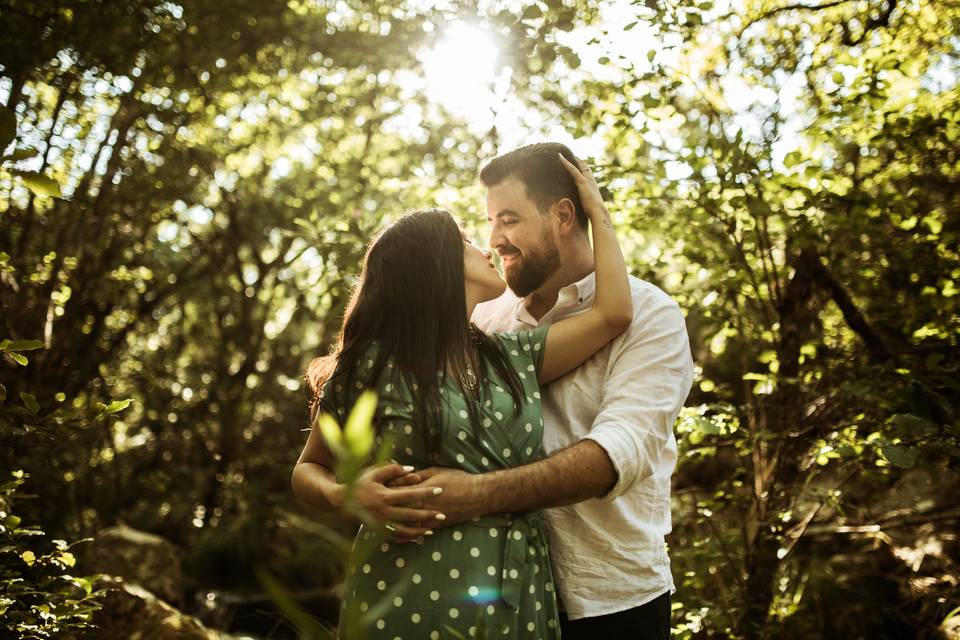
[{"x1": 344, "y1": 390, "x2": 377, "y2": 458}]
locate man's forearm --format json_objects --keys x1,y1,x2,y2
[{"x1": 478, "y1": 440, "x2": 617, "y2": 514}]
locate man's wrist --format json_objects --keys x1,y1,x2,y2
[{"x1": 475, "y1": 468, "x2": 512, "y2": 515}]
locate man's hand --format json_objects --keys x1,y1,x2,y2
[{"x1": 406, "y1": 467, "x2": 488, "y2": 527}]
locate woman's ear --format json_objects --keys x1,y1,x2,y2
[{"x1": 553, "y1": 198, "x2": 578, "y2": 236}]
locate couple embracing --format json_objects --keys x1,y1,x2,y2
[{"x1": 292, "y1": 142, "x2": 694, "y2": 639}]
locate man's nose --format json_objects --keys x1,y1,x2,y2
[{"x1": 488, "y1": 226, "x2": 504, "y2": 253}]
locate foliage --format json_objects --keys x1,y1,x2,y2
[
  {"x1": 0, "y1": 105, "x2": 61, "y2": 198},
  {"x1": 0, "y1": 470, "x2": 106, "y2": 639},
  {"x1": 1, "y1": 0, "x2": 958, "y2": 638},
  {"x1": 561, "y1": 0, "x2": 960, "y2": 637},
  {"x1": 265, "y1": 392, "x2": 416, "y2": 640}
]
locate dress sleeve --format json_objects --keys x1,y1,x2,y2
[
  {"x1": 316, "y1": 374, "x2": 348, "y2": 425},
  {"x1": 492, "y1": 324, "x2": 550, "y2": 377}
]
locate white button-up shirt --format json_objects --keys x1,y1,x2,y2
[{"x1": 473, "y1": 272, "x2": 694, "y2": 620}]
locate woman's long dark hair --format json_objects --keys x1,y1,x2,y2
[{"x1": 305, "y1": 208, "x2": 526, "y2": 458}]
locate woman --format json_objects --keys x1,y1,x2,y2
[{"x1": 292, "y1": 154, "x2": 631, "y2": 638}]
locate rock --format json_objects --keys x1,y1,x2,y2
[
  {"x1": 84, "y1": 523, "x2": 184, "y2": 606},
  {"x1": 92, "y1": 576, "x2": 219, "y2": 640}
]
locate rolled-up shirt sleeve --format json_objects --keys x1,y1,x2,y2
[{"x1": 581, "y1": 298, "x2": 694, "y2": 500}]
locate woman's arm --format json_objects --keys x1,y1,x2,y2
[
  {"x1": 538, "y1": 154, "x2": 633, "y2": 385},
  {"x1": 291, "y1": 418, "x2": 446, "y2": 539}
]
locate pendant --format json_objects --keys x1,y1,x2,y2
[{"x1": 460, "y1": 366, "x2": 478, "y2": 391}]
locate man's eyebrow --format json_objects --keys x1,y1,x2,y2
[{"x1": 486, "y1": 209, "x2": 520, "y2": 222}]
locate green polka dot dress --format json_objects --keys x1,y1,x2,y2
[{"x1": 333, "y1": 326, "x2": 560, "y2": 639}]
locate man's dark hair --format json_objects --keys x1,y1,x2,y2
[{"x1": 479, "y1": 142, "x2": 588, "y2": 229}]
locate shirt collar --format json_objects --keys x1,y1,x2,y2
[
  {"x1": 511, "y1": 270, "x2": 597, "y2": 326},
  {"x1": 563, "y1": 270, "x2": 596, "y2": 306}
]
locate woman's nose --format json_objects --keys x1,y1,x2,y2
[{"x1": 482, "y1": 249, "x2": 493, "y2": 260}]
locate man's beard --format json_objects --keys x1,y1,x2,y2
[{"x1": 504, "y1": 233, "x2": 560, "y2": 298}]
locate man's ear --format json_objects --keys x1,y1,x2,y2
[{"x1": 553, "y1": 198, "x2": 578, "y2": 236}]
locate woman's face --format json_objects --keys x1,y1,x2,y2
[{"x1": 462, "y1": 231, "x2": 506, "y2": 303}]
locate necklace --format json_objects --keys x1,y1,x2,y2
[
  {"x1": 460, "y1": 325, "x2": 482, "y2": 392},
  {"x1": 460, "y1": 365, "x2": 478, "y2": 391}
]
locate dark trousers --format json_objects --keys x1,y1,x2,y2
[{"x1": 559, "y1": 591, "x2": 671, "y2": 640}]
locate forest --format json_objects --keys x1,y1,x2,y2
[{"x1": 0, "y1": 0, "x2": 958, "y2": 638}]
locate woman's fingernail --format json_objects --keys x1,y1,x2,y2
[
  {"x1": 432, "y1": 487, "x2": 443, "y2": 495},
  {"x1": 403, "y1": 465, "x2": 415, "y2": 472},
  {"x1": 435, "y1": 513, "x2": 446, "y2": 521}
]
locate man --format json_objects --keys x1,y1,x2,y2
[{"x1": 415, "y1": 142, "x2": 694, "y2": 639}]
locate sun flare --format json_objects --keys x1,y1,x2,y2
[{"x1": 420, "y1": 22, "x2": 504, "y2": 129}]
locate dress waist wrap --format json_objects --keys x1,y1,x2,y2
[{"x1": 468, "y1": 511, "x2": 546, "y2": 611}]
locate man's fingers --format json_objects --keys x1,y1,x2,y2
[
  {"x1": 385, "y1": 506, "x2": 447, "y2": 523},
  {"x1": 416, "y1": 466, "x2": 443, "y2": 480},
  {"x1": 390, "y1": 472, "x2": 423, "y2": 487},
  {"x1": 385, "y1": 485, "x2": 444, "y2": 505}
]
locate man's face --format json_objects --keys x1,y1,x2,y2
[{"x1": 485, "y1": 176, "x2": 560, "y2": 297}]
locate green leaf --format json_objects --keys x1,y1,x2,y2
[
  {"x1": 103, "y1": 399, "x2": 132, "y2": 414},
  {"x1": 747, "y1": 197, "x2": 773, "y2": 217},
  {"x1": 9, "y1": 352, "x2": 27, "y2": 366},
  {"x1": 317, "y1": 413, "x2": 345, "y2": 456},
  {"x1": 880, "y1": 442, "x2": 919, "y2": 469},
  {"x1": 3, "y1": 147, "x2": 40, "y2": 162},
  {"x1": 923, "y1": 215, "x2": 942, "y2": 234},
  {"x1": 900, "y1": 56, "x2": 923, "y2": 77},
  {"x1": 890, "y1": 414, "x2": 934, "y2": 438},
  {"x1": 65, "y1": 575, "x2": 96, "y2": 596},
  {"x1": 3, "y1": 340, "x2": 43, "y2": 352},
  {"x1": 11, "y1": 171, "x2": 62, "y2": 198},
  {"x1": 20, "y1": 392, "x2": 39, "y2": 415},
  {"x1": 344, "y1": 391, "x2": 377, "y2": 458},
  {"x1": 625, "y1": 21, "x2": 638, "y2": 31},
  {"x1": 521, "y1": 5, "x2": 542, "y2": 20},
  {"x1": 256, "y1": 569, "x2": 330, "y2": 637},
  {"x1": 0, "y1": 106, "x2": 15, "y2": 152},
  {"x1": 292, "y1": 218, "x2": 315, "y2": 233}
]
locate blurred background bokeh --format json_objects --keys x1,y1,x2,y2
[{"x1": 1, "y1": 0, "x2": 958, "y2": 638}]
